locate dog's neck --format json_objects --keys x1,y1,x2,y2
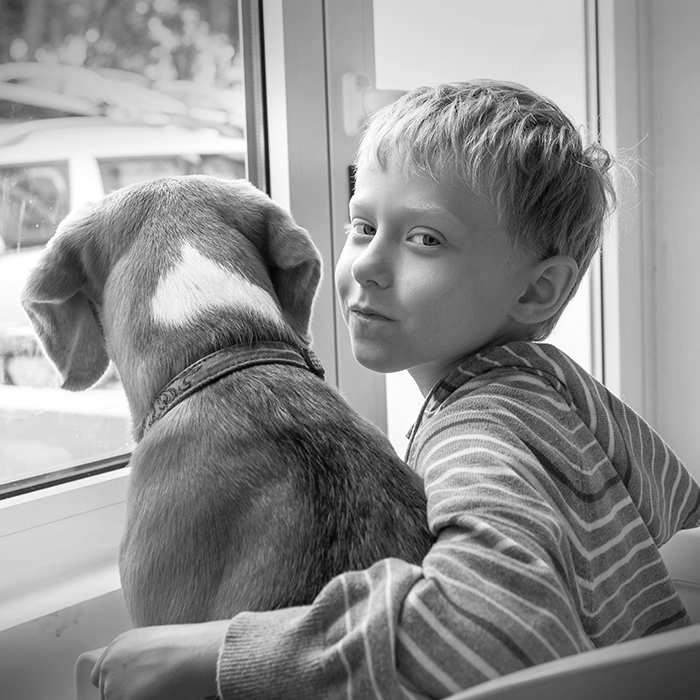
[
  {"x1": 137, "y1": 340, "x2": 324, "y2": 440},
  {"x1": 109, "y1": 311, "x2": 302, "y2": 440}
]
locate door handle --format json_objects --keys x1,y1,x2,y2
[{"x1": 342, "y1": 73, "x2": 405, "y2": 136}]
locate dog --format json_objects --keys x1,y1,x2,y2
[{"x1": 22, "y1": 175, "x2": 432, "y2": 626}]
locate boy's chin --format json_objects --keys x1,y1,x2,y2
[{"x1": 351, "y1": 345, "x2": 405, "y2": 374}]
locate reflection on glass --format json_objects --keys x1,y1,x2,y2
[
  {"x1": 99, "y1": 153, "x2": 245, "y2": 193},
  {"x1": 0, "y1": 163, "x2": 70, "y2": 250},
  {"x1": 0, "y1": 0, "x2": 245, "y2": 489}
]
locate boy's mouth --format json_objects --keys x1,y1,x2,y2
[{"x1": 348, "y1": 305, "x2": 394, "y2": 322}]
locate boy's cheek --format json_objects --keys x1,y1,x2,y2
[{"x1": 334, "y1": 249, "x2": 353, "y2": 302}]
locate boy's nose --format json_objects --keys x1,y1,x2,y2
[{"x1": 350, "y1": 238, "x2": 392, "y2": 289}]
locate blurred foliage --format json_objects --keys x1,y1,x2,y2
[{"x1": 0, "y1": 0, "x2": 241, "y2": 87}]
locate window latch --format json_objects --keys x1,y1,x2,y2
[{"x1": 341, "y1": 73, "x2": 405, "y2": 136}]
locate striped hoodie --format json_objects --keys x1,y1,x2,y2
[{"x1": 217, "y1": 341, "x2": 700, "y2": 699}]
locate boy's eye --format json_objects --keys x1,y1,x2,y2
[
  {"x1": 408, "y1": 231, "x2": 442, "y2": 247},
  {"x1": 348, "y1": 221, "x2": 376, "y2": 237}
]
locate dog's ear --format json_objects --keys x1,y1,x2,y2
[
  {"x1": 21, "y1": 206, "x2": 109, "y2": 391},
  {"x1": 205, "y1": 177, "x2": 322, "y2": 341},
  {"x1": 264, "y1": 207, "x2": 321, "y2": 342}
]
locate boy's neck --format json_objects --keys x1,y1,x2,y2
[
  {"x1": 408, "y1": 335, "x2": 529, "y2": 396},
  {"x1": 409, "y1": 356, "x2": 470, "y2": 397}
]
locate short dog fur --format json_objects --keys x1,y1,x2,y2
[{"x1": 22, "y1": 175, "x2": 432, "y2": 626}]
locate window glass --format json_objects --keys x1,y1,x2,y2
[
  {"x1": 0, "y1": 0, "x2": 248, "y2": 491},
  {"x1": 99, "y1": 154, "x2": 245, "y2": 193},
  {"x1": 0, "y1": 163, "x2": 71, "y2": 250}
]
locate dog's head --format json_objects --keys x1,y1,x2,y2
[{"x1": 21, "y1": 175, "x2": 321, "y2": 392}]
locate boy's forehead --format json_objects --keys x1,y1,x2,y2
[{"x1": 352, "y1": 158, "x2": 502, "y2": 232}]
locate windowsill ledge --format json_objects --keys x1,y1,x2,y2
[
  {"x1": 1, "y1": 563, "x2": 122, "y2": 632},
  {"x1": 0, "y1": 468, "x2": 128, "y2": 631}
]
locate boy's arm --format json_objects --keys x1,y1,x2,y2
[{"x1": 217, "y1": 405, "x2": 592, "y2": 699}]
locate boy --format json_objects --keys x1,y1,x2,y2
[{"x1": 92, "y1": 80, "x2": 700, "y2": 700}]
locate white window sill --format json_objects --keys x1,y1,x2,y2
[{"x1": 0, "y1": 468, "x2": 128, "y2": 631}]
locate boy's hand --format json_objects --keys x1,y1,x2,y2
[{"x1": 90, "y1": 620, "x2": 229, "y2": 700}]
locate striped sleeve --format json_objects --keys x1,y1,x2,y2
[{"x1": 217, "y1": 395, "x2": 593, "y2": 699}]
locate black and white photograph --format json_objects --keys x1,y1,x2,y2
[{"x1": 0, "y1": 1, "x2": 698, "y2": 698}]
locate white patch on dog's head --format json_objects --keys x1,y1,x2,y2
[{"x1": 151, "y1": 243, "x2": 281, "y2": 326}]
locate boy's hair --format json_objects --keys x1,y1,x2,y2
[{"x1": 356, "y1": 80, "x2": 616, "y2": 339}]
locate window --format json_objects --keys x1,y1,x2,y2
[
  {"x1": 98, "y1": 153, "x2": 245, "y2": 193},
  {"x1": 0, "y1": 162, "x2": 71, "y2": 250},
  {"x1": 0, "y1": 0, "x2": 261, "y2": 495}
]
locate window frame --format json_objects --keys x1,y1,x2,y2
[{"x1": 596, "y1": 0, "x2": 656, "y2": 419}]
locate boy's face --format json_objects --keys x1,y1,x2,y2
[{"x1": 335, "y1": 156, "x2": 537, "y2": 394}]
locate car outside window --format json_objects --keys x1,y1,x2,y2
[
  {"x1": 0, "y1": 162, "x2": 70, "y2": 251},
  {"x1": 98, "y1": 153, "x2": 245, "y2": 193}
]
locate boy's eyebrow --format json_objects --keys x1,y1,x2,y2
[
  {"x1": 401, "y1": 204, "x2": 472, "y2": 230},
  {"x1": 403, "y1": 204, "x2": 458, "y2": 217},
  {"x1": 348, "y1": 196, "x2": 365, "y2": 211},
  {"x1": 348, "y1": 199, "x2": 460, "y2": 222},
  {"x1": 403, "y1": 203, "x2": 503, "y2": 232},
  {"x1": 347, "y1": 199, "x2": 498, "y2": 233},
  {"x1": 348, "y1": 197, "x2": 474, "y2": 235}
]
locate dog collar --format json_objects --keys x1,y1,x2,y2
[{"x1": 140, "y1": 340, "x2": 325, "y2": 437}]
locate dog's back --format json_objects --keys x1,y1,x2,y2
[{"x1": 121, "y1": 363, "x2": 431, "y2": 625}]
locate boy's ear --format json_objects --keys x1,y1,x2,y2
[{"x1": 509, "y1": 255, "x2": 579, "y2": 325}]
